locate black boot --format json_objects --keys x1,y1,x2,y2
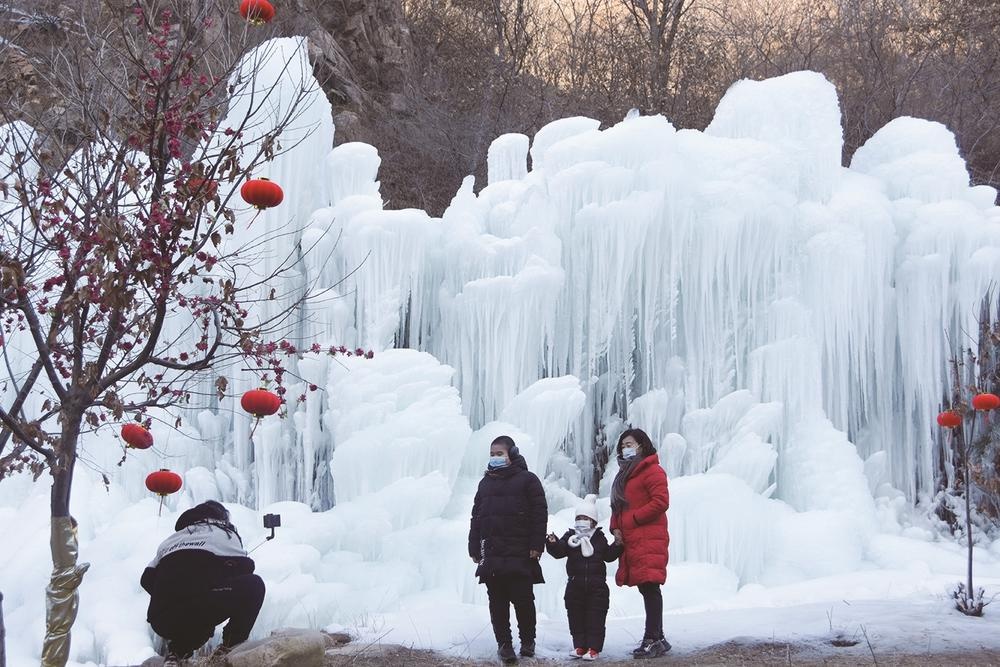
[
  {"x1": 498, "y1": 641, "x2": 518, "y2": 664},
  {"x1": 520, "y1": 639, "x2": 535, "y2": 657},
  {"x1": 634, "y1": 638, "x2": 671, "y2": 659}
]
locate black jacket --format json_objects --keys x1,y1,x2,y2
[
  {"x1": 469, "y1": 453, "x2": 547, "y2": 583},
  {"x1": 140, "y1": 522, "x2": 255, "y2": 622},
  {"x1": 545, "y1": 528, "x2": 621, "y2": 581}
]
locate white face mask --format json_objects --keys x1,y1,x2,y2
[
  {"x1": 622, "y1": 446, "x2": 638, "y2": 460},
  {"x1": 575, "y1": 520, "x2": 594, "y2": 533}
]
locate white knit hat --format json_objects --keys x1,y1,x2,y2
[{"x1": 575, "y1": 494, "x2": 598, "y2": 522}]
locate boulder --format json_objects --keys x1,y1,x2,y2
[{"x1": 225, "y1": 629, "x2": 325, "y2": 667}]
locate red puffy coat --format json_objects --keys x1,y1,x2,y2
[{"x1": 610, "y1": 453, "x2": 669, "y2": 586}]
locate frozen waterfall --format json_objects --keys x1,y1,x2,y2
[{"x1": 3, "y1": 37, "x2": 1000, "y2": 666}]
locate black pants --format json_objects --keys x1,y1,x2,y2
[
  {"x1": 638, "y1": 582, "x2": 663, "y2": 640},
  {"x1": 152, "y1": 574, "x2": 265, "y2": 657},
  {"x1": 565, "y1": 578, "x2": 610, "y2": 651},
  {"x1": 485, "y1": 574, "x2": 536, "y2": 645}
]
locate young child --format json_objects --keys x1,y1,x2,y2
[{"x1": 545, "y1": 494, "x2": 623, "y2": 661}]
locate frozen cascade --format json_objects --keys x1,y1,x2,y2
[
  {"x1": 487, "y1": 133, "x2": 530, "y2": 184},
  {"x1": 7, "y1": 41, "x2": 1000, "y2": 663},
  {"x1": 500, "y1": 376, "x2": 586, "y2": 480}
]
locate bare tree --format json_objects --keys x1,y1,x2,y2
[
  {"x1": 937, "y1": 292, "x2": 1000, "y2": 617},
  {"x1": 0, "y1": 1, "x2": 365, "y2": 663},
  {"x1": 617, "y1": 0, "x2": 698, "y2": 110}
]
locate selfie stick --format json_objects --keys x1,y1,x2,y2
[{"x1": 247, "y1": 513, "x2": 281, "y2": 555}]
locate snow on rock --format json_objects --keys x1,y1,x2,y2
[
  {"x1": 706, "y1": 71, "x2": 843, "y2": 201},
  {"x1": 500, "y1": 376, "x2": 585, "y2": 477},
  {"x1": 780, "y1": 418, "x2": 878, "y2": 535},
  {"x1": 488, "y1": 133, "x2": 530, "y2": 184},
  {"x1": 850, "y1": 117, "x2": 970, "y2": 201},
  {"x1": 529, "y1": 116, "x2": 602, "y2": 173},
  {"x1": 327, "y1": 349, "x2": 470, "y2": 503},
  {"x1": 668, "y1": 473, "x2": 788, "y2": 583}
]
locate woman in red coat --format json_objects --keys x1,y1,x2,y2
[{"x1": 609, "y1": 428, "x2": 671, "y2": 659}]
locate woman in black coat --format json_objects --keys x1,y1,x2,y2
[{"x1": 469, "y1": 435, "x2": 547, "y2": 665}]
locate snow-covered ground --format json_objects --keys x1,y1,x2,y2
[
  {"x1": 3, "y1": 463, "x2": 1000, "y2": 665},
  {"x1": 3, "y1": 36, "x2": 1000, "y2": 666},
  {"x1": 377, "y1": 588, "x2": 1000, "y2": 661}
]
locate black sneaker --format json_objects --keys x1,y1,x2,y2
[
  {"x1": 631, "y1": 638, "x2": 656, "y2": 658},
  {"x1": 498, "y1": 641, "x2": 518, "y2": 664},
  {"x1": 162, "y1": 650, "x2": 184, "y2": 667},
  {"x1": 520, "y1": 639, "x2": 535, "y2": 657},
  {"x1": 634, "y1": 638, "x2": 671, "y2": 659}
]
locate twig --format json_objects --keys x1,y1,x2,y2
[{"x1": 861, "y1": 624, "x2": 877, "y2": 666}]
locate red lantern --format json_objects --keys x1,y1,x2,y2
[
  {"x1": 121, "y1": 423, "x2": 154, "y2": 449},
  {"x1": 240, "y1": 0, "x2": 275, "y2": 25},
  {"x1": 972, "y1": 393, "x2": 1000, "y2": 411},
  {"x1": 241, "y1": 388, "x2": 282, "y2": 418},
  {"x1": 936, "y1": 411, "x2": 962, "y2": 429},
  {"x1": 240, "y1": 177, "x2": 283, "y2": 210},
  {"x1": 186, "y1": 177, "x2": 218, "y2": 200},
  {"x1": 146, "y1": 469, "x2": 182, "y2": 516},
  {"x1": 146, "y1": 469, "x2": 182, "y2": 496}
]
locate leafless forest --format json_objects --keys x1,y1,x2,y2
[
  {"x1": 3, "y1": 1, "x2": 999, "y2": 214},
  {"x1": 382, "y1": 0, "x2": 1000, "y2": 213}
]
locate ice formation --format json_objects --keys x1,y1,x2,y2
[{"x1": 2, "y1": 37, "x2": 1000, "y2": 665}]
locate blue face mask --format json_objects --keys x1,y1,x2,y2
[
  {"x1": 488, "y1": 456, "x2": 508, "y2": 469},
  {"x1": 622, "y1": 446, "x2": 638, "y2": 460}
]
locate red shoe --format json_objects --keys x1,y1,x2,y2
[
  {"x1": 568, "y1": 647, "x2": 586, "y2": 658},
  {"x1": 582, "y1": 649, "x2": 599, "y2": 661}
]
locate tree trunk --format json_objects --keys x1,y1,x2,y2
[
  {"x1": 50, "y1": 408, "x2": 82, "y2": 517},
  {"x1": 1, "y1": 590, "x2": 6, "y2": 667},
  {"x1": 41, "y1": 410, "x2": 88, "y2": 667},
  {"x1": 964, "y1": 438, "x2": 975, "y2": 600}
]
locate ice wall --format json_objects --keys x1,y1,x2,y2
[{"x1": 5, "y1": 40, "x2": 1000, "y2": 664}]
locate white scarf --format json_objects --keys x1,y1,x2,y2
[{"x1": 567, "y1": 527, "x2": 595, "y2": 557}]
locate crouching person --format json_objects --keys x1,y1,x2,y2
[
  {"x1": 140, "y1": 500, "x2": 265, "y2": 666},
  {"x1": 545, "y1": 494, "x2": 622, "y2": 661}
]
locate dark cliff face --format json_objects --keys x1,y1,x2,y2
[
  {"x1": 0, "y1": 0, "x2": 413, "y2": 133},
  {"x1": 281, "y1": 0, "x2": 413, "y2": 114},
  {"x1": 0, "y1": 1, "x2": 425, "y2": 204}
]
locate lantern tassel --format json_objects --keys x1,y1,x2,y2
[{"x1": 158, "y1": 494, "x2": 164, "y2": 517}]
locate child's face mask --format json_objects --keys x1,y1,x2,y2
[{"x1": 575, "y1": 520, "x2": 594, "y2": 533}]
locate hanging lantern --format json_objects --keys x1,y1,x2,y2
[
  {"x1": 146, "y1": 469, "x2": 182, "y2": 516},
  {"x1": 240, "y1": 177, "x2": 283, "y2": 210},
  {"x1": 241, "y1": 388, "x2": 282, "y2": 418},
  {"x1": 240, "y1": 0, "x2": 275, "y2": 25},
  {"x1": 146, "y1": 469, "x2": 183, "y2": 496},
  {"x1": 121, "y1": 423, "x2": 154, "y2": 449},
  {"x1": 186, "y1": 177, "x2": 219, "y2": 200},
  {"x1": 936, "y1": 411, "x2": 962, "y2": 429},
  {"x1": 972, "y1": 393, "x2": 1000, "y2": 411}
]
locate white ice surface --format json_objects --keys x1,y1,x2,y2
[{"x1": 3, "y1": 39, "x2": 1000, "y2": 666}]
